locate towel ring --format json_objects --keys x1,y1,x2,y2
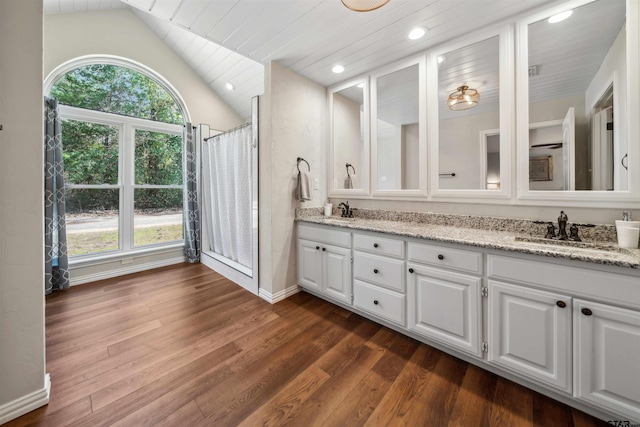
[
  {"x1": 297, "y1": 157, "x2": 310, "y2": 172},
  {"x1": 346, "y1": 163, "x2": 356, "y2": 175}
]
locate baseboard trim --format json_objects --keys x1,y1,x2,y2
[
  {"x1": 0, "y1": 374, "x2": 51, "y2": 425},
  {"x1": 70, "y1": 257, "x2": 185, "y2": 286},
  {"x1": 258, "y1": 285, "x2": 300, "y2": 304}
]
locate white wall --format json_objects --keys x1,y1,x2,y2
[
  {"x1": 377, "y1": 119, "x2": 401, "y2": 189},
  {"x1": 0, "y1": 0, "x2": 49, "y2": 423},
  {"x1": 259, "y1": 61, "x2": 327, "y2": 300},
  {"x1": 44, "y1": 9, "x2": 243, "y2": 130},
  {"x1": 402, "y1": 124, "x2": 419, "y2": 189},
  {"x1": 439, "y1": 109, "x2": 500, "y2": 190}
]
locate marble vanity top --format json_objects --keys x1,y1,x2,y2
[{"x1": 296, "y1": 209, "x2": 640, "y2": 269}]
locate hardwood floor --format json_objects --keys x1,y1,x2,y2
[{"x1": 7, "y1": 263, "x2": 607, "y2": 426}]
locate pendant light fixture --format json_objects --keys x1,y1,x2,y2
[
  {"x1": 447, "y1": 85, "x2": 480, "y2": 111},
  {"x1": 341, "y1": 0, "x2": 390, "y2": 12}
]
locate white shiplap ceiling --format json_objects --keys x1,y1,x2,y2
[{"x1": 44, "y1": 0, "x2": 624, "y2": 124}]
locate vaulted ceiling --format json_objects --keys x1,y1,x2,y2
[{"x1": 44, "y1": 0, "x2": 622, "y2": 123}]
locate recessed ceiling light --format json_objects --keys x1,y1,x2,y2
[
  {"x1": 357, "y1": 82, "x2": 365, "y2": 88},
  {"x1": 408, "y1": 27, "x2": 427, "y2": 40},
  {"x1": 332, "y1": 65, "x2": 345, "y2": 74},
  {"x1": 225, "y1": 82, "x2": 235, "y2": 90},
  {"x1": 437, "y1": 56, "x2": 445, "y2": 64},
  {"x1": 548, "y1": 10, "x2": 572, "y2": 23}
]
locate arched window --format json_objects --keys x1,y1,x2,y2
[{"x1": 49, "y1": 63, "x2": 186, "y2": 257}]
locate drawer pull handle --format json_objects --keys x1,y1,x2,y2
[
  {"x1": 373, "y1": 269, "x2": 379, "y2": 274},
  {"x1": 316, "y1": 246, "x2": 320, "y2": 250},
  {"x1": 373, "y1": 300, "x2": 379, "y2": 305},
  {"x1": 581, "y1": 308, "x2": 593, "y2": 316},
  {"x1": 408, "y1": 268, "x2": 414, "y2": 273},
  {"x1": 322, "y1": 247, "x2": 326, "y2": 252},
  {"x1": 373, "y1": 243, "x2": 379, "y2": 248},
  {"x1": 437, "y1": 254, "x2": 444, "y2": 260},
  {"x1": 556, "y1": 301, "x2": 566, "y2": 308}
]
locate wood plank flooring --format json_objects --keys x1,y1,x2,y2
[{"x1": 6, "y1": 263, "x2": 607, "y2": 426}]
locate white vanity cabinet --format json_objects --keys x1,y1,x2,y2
[
  {"x1": 297, "y1": 224, "x2": 352, "y2": 304},
  {"x1": 352, "y1": 232, "x2": 406, "y2": 326},
  {"x1": 487, "y1": 280, "x2": 572, "y2": 393},
  {"x1": 406, "y1": 242, "x2": 483, "y2": 358},
  {"x1": 296, "y1": 221, "x2": 640, "y2": 422},
  {"x1": 574, "y1": 299, "x2": 640, "y2": 421}
]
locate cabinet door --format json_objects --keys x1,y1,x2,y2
[
  {"x1": 297, "y1": 239, "x2": 322, "y2": 292},
  {"x1": 574, "y1": 299, "x2": 640, "y2": 422},
  {"x1": 488, "y1": 280, "x2": 572, "y2": 393},
  {"x1": 323, "y1": 244, "x2": 352, "y2": 304},
  {"x1": 407, "y1": 264, "x2": 482, "y2": 357}
]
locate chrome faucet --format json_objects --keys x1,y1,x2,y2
[{"x1": 338, "y1": 201, "x2": 352, "y2": 218}]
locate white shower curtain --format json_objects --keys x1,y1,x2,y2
[{"x1": 201, "y1": 125, "x2": 253, "y2": 269}]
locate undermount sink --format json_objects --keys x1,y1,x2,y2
[
  {"x1": 514, "y1": 236, "x2": 625, "y2": 253},
  {"x1": 324, "y1": 217, "x2": 357, "y2": 224}
]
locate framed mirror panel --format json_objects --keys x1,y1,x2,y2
[
  {"x1": 430, "y1": 27, "x2": 513, "y2": 199},
  {"x1": 371, "y1": 57, "x2": 427, "y2": 197},
  {"x1": 517, "y1": 0, "x2": 639, "y2": 205},
  {"x1": 328, "y1": 77, "x2": 370, "y2": 197}
]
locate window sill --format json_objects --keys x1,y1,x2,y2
[{"x1": 69, "y1": 242, "x2": 185, "y2": 268}]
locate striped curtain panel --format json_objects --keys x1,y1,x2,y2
[{"x1": 44, "y1": 97, "x2": 70, "y2": 294}]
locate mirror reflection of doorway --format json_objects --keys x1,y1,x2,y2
[
  {"x1": 591, "y1": 84, "x2": 614, "y2": 191},
  {"x1": 480, "y1": 129, "x2": 500, "y2": 190}
]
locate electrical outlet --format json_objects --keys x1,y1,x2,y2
[{"x1": 313, "y1": 178, "x2": 319, "y2": 190}]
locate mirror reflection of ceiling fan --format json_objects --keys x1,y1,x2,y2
[{"x1": 530, "y1": 142, "x2": 563, "y2": 149}]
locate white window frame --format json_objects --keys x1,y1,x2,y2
[{"x1": 61, "y1": 105, "x2": 185, "y2": 263}]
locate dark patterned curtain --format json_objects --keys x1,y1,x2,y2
[
  {"x1": 184, "y1": 123, "x2": 200, "y2": 263},
  {"x1": 45, "y1": 97, "x2": 70, "y2": 294}
]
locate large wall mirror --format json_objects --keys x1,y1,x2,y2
[
  {"x1": 431, "y1": 29, "x2": 512, "y2": 198},
  {"x1": 371, "y1": 58, "x2": 426, "y2": 196},
  {"x1": 518, "y1": 0, "x2": 639, "y2": 203},
  {"x1": 328, "y1": 78, "x2": 370, "y2": 196}
]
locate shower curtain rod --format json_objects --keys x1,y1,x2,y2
[{"x1": 203, "y1": 122, "x2": 251, "y2": 141}]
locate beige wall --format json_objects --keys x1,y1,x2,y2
[
  {"x1": 44, "y1": 9, "x2": 243, "y2": 129},
  {"x1": 259, "y1": 61, "x2": 327, "y2": 297},
  {"x1": 0, "y1": 0, "x2": 48, "y2": 421}
]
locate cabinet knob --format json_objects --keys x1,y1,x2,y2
[
  {"x1": 556, "y1": 301, "x2": 566, "y2": 308},
  {"x1": 316, "y1": 246, "x2": 320, "y2": 250},
  {"x1": 581, "y1": 308, "x2": 593, "y2": 316},
  {"x1": 437, "y1": 254, "x2": 444, "y2": 260},
  {"x1": 373, "y1": 269, "x2": 379, "y2": 274},
  {"x1": 373, "y1": 300, "x2": 379, "y2": 305},
  {"x1": 322, "y1": 247, "x2": 326, "y2": 251},
  {"x1": 408, "y1": 268, "x2": 414, "y2": 273},
  {"x1": 373, "y1": 243, "x2": 379, "y2": 248}
]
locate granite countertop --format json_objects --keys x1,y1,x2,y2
[{"x1": 296, "y1": 215, "x2": 640, "y2": 269}]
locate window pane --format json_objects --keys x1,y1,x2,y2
[
  {"x1": 62, "y1": 119, "x2": 119, "y2": 185},
  {"x1": 50, "y1": 64, "x2": 183, "y2": 124},
  {"x1": 134, "y1": 188, "x2": 183, "y2": 247},
  {"x1": 135, "y1": 130, "x2": 183, "y2": 185},
  {"x1": 65, "y1": 188, "x2": 119, "y2": 256}
]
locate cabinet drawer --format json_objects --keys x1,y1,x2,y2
[
  {"x1": 353, "y1": 233, "x2": 404, "y2": 258},
  {"x1": 353, "y1": 252, "x2": 405, "y2": 292},
  {"x1": 487, "y1": 255, "x2": 640, "y2": 307},
  {"x1": 408, "y1": 242, "x2": 482, "y2": 275},
  {"x1": 297, "y1": 223, "x2": 351, "y2": 248},
  {"x1": 354, "y1": 280, "x2": 405, "y2": 326}
]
